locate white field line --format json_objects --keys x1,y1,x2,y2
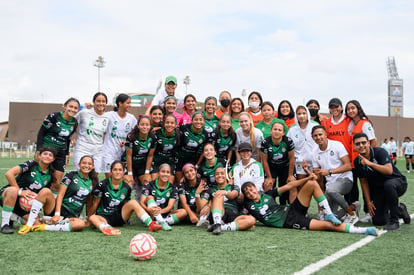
[{"x1": 293, "y1": 213, "x2": 414, "y2": 275}]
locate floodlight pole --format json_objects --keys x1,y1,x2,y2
[
  {"x1": 94, "y1": 56, "x2": 106, "y2": 92},
  {"x1": 183, "y1": 75, "x2": 191, "y2": 95}
]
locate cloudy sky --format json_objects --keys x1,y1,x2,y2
[{"x1": 1, "y1": 1, "x2": 413, "y2": 122}]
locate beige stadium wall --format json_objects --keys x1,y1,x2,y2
[{"x1": 8, "y1": 102, "x2": 414, "y2": 148}]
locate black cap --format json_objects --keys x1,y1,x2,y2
[
  {"x1": 238, "y1": 142, "x2": 253, "y2": 152},
  {"x1": 328, "y1": 98, "x2": 342, "y2": 108}
]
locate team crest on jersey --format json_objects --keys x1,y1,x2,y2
[
  {"x1": 166, "y1": 191, "x2": 170, "y2": 197},
  {"x1": 102, "y1": 120, "x2": 107, "y2": 126},
  {"x1": 125, "y1": 122, "x2": 131, "y2": 131},
  {"x1": 282, "y1": 147, "x2": 286, "y2": 153},
  {"x1": 199, "y1": 138, "x2": 203, "y2": 143},
  {"x1": 120, "y1": 193, "x2": 126, "y2": 200},
  {"x1": 330, "y1": 150, "x2": 334, "y2": 156},
  {"x1": 318, "y1": 156, "x2": 321, "y2": 160}
]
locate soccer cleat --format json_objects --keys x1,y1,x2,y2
[
  {"x1": 207, "y1": 224, "x2": 214, "y2": 232},
  {"x1": 148, "y1": 221, "x2": 162, "y2": 232},
  {"x1": 31, "y1": 224, "x2": 46, "y2": 232},
  {"x1": 1, "y1": 224, "x2": 14, "y2": 234},
  {"x1": 359, "y1": 213, "x2": 372, "y2": 223},
  {"x1": 325, "y1": 214, "x2": 341, "y2": 225},
  {"x1": 365, "y1": 227, "x2": 378, "y2": 236},
  {"x1": 384, "y1": 222, "x2": 400, "y2": 231},
  {"x1": 196, "y1": 219, "x2": 210, "y2": 228},
  {"x1": 399, "y1": 203, "x2": 411, "y2": 224},
  {"x1": 160, "y1": 222, "x2": 172, "y2": 231},
  {"x1": 212, "y1": 224, "x2": 221, "y2": 235},
  {"x1": 343, "y1": 214, "x2": 359, "y2": 225},
  {"x1": 17, "y1": 225, "x2": 31, "y2": 235},
  {"x1": 102, "y1": 227, "x2": 121, "y2": 236}
]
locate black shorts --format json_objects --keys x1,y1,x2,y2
[
  {"x1": 405, "y1": 154, "x2": 413, "y2": 159},
  {"x1": 392, "y1": 152, "x2": 397, "y2": 157},
  {"x1": 132, "y1": 164, "x2": 146, "y2": 177},
  {"x1": 175, "y1": 159, "x2": 196, "y2": 173},
  {"x1": 283, "y1": 199, "x2": 311, "y2": 230},
  {"x1": 52, "y1": 152, "x2": 67, "y2": 172},
  {"x1": 208, "y1": 207, "x2": 239, "y2": 224},
  {"x1": 51, "y1": 206, "x2": 78, "y2": 219},
  {"x1": 101, "y1": 210, "x2": 126, "y2": 227},
  {"x1": 151, "y1": 161, "x2": 176, "y2": 174}
]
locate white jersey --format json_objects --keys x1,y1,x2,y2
[
  {"x1": 232, "y1": 158, "x2": 264, "y2": 192},
  {"x1": 381, "y1": 143, "x2": 391, "y2": 155},
  {"x1": 103, "y1": 111, "x2": 137, "y2": 161},
  {"x1": 235, "y1": 128, "x2": 264, "y2": 160},
  {"x1": 287, "y1": 120, "x2": 319, "y2": 164},
  {"x1": 312, "y1": 139, "x2": 352, "y2": 186},
  {"x1": 151, "y1": 89, "x2": 184, "y2": 109},
  {"x1": 402, "y1": 141, "x2": 414, "y2": 155},
  {"x1": 389, "y1": 140, "x2": 397, "y2": 154}
]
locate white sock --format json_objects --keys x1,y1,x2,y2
[
  {"x1": 221, "y1": 222, "x2": 238, "y2": 231},
  {"x1": 199, "y1": 215, "x2": 208, "y2": 221},
  {"x1": 154, "y1": 214, "x2": 166, "y2": 224},
  {"x1": 316, "y1": 195, "x2": 333, "y2": 216},
  {"x1": 348, "y1": 225, "x2": 367, "y2": 234},
  {"x1": 27, "y1": 200, "x2": 43, "y2": 226},
  {"x1": 1, "y1": 209, "x2": 12, "y2": 227},
  {"x1": 140, "y1": 213, "x2": 152, "y2": 226},
  {"x1": 212, "y1": 209, "x2": 223, "y2": 225},
  {"x1": 45, "y1": 222, "x2": 71, "y2": 232},
  {"x1": 99, "y1": 223, "x2": 110, "y2": 231}
]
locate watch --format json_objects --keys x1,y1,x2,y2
[{"x1": 328, "y1": 169, "x2": 332, "y2": 176}]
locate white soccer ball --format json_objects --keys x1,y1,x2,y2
[
  {"x1": 19, "y1": 194, "x2": 37, "y2": 212},
  {"x1": 129, "y1": 233, "x2": 157, "y2": 260}
]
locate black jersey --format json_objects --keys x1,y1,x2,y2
[
  {"x1": 153, "y1": 128, "x2": 179, "y2": 165},
  {"x1": 125, "y1": 132, "x2": 156, "y2": 168},
  {"x1": 177, "y1": 124, "x2": 209, "y2": 161},
  {"x1": 177, "y1": 178, "x2": 201, "y2": 212},
  {"x1": 142, "y1": 180, "x2": 178, "y2": 209},
  {"x1": 208, "y1": 130, "x2": 236, "y2": 160},
  {"x1": 93, "y1": 178, "x2": 131, "y2": 216},
  {"x1": 261, "y1": 136, "x2": 295, "y2": 167},
  {"x1": 201, "y1": 184, "x2": 239, "y2": 211},
  {"x1": 37, "y1": 112, "x2": 78, "y2": 155},
  {"x1": 198, "y1": 158, "x2": 226, "y2": 187},
  {"x1": 61, "y1": 171, "x2": 93, "y2": 217}
]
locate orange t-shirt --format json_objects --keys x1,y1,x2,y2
[
  {"x1": 248, "y1": 110, "x2": 264, "y2": 126},
  {"x1": 350, "y1": 119, "x2": 370, "y2": 167},
  {"x1": 324, "y1": 116, "x2": 352, "y2": 157}
]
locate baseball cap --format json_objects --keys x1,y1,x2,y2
[
  {"x1": 238, "y1": 142, "x2": 253, "y2": 152},
  {"x1": 165, "y1": 75, "x2": 177, "y2": 84},
  {"x1": 328, "y1": 98, "x2": 342, "y2": 108}
]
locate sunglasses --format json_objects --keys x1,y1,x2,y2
[{"x1": 355, "y1": 141, "x2": 368, "y2": 146}]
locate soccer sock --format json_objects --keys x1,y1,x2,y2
[
  {"x1": 140, "y1": 213, "x2": 153, "y2": 227},
  {"x1": 199, "y1": 215, "x2": 208, "y2": 221},
  {"x1": 315, "y1": 194, "x2": 333, "y2": 216},
  {"x1": 45, "y1": 222, "x2": 72, "y2": 232},
  {"x1": 344, "y1": 224, "x2": 366, "y2": 234},
  {"x1": 147, "y1": 199, "x2": 157, "y2": 208},
  {"x1": 212, "y1": 209, "x2": 223, "y2": 225},
  {"x1": 221, "y1": 222, "x2": 238, "y2": 231},
  {"x1": 407, "y1": 164, "x2": 410, "y2": 170},
  {"x1": 165, "y1": 214, "x2": 179, "y2": 225},
  {"x1": 99, "y1": 223, "x2": 111, "y2": 231},
  {"x1": 1, "y1": 205, "x2": 14, "y2": 227},
  {"x1": 154, "y1": 214, "x2": 166, "y2": 224},
  {"x1": 27, "y1": 200, "x2": 43, "y2": 227}
]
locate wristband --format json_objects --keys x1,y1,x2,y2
[
  {"x1": 54, "y1": 212, "x2": 61, "y2": 217},
  {"x1": 127, "y1": 171, "x2": 133, "y2": 176},
  {"x1": 18, "y1": 188, "x2": 23, "y2": 196},
  {"x1": 145, "y1": 170, "x2": 150, "y2": 174},
  {"x1": 195, "y1": 194, "x2": 201, "y2": 198}
]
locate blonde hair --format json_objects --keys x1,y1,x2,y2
[{"x1": 239, "y1": 112, "x2": 255, "y2": 148}]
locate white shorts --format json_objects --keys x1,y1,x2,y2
[{"x1": 73, "y1": 143, "x2": 104, "y2": 173}]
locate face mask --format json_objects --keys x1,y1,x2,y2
[
  {"x1": 309, "y1": 109, "x2": 319, "y2": 117},
  {"x1": 220, "y1": 99, "x2": 230, "y2": 107},
  {"x1": 248, "y1": 101, "x2": 260, "y2": 109}
]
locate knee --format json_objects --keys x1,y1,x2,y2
[{"x1": 71, "y1": 219, "x2": 86, "y2": 231}]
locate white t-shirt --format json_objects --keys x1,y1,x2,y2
[
  {"x1": 103, "y1": 111, "x2": 137, "y2": 160},
  {"x1": 389, "y1": 141, "x2": 397, "y2": 153},
  {"x1": 151, "y1": 89, "x2": 184, "y2": 108},
  {"x1": 312, "y1": 139, "x2": 352, "y2": 186},
  {"x1": 232, "y1": 158, "x2": 264, "y2": 192},
  {"x1": 75, "y1": 108, "x2": 109, "y2": 148},
  {"x1": 402, "y1": 141, "x2": 414, "y2": 155}
]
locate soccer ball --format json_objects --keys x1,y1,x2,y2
[
  {"x1": 129, "y1": 233, "x2": 157, "y2": 260},
  {"x1": 19, "y1": 194, "x2": 37, "y2": 212}
]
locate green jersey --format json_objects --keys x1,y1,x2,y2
[
  {"x1": 153, "y1": 128, "x2": 179, "y2": 165},
  {"x1": 10, "y1": 160, "x2": 53, "y2": 193},
  {"x1": 198, "y1": 158, "x2": 226, "y2": 187},
  {"x1": 178, "y1": 124, "x2": 208, "y2": 161},
  {"x1": 208, "y1": 129, "x2": 236, "y2": 160},
  {"x1": 142, "y1": 180, "x2": 178, "y2": 209},
  {"x1": 37, "y1": 112, "x2": 78, "y2": 155},
  {"x1": 231, "y1": 117, "x2": 240, "y2": 130},
  {"x1": 61, "y1": 171, "x2": 93, "y2": 217},
  {"x1": 93, "y1": 178, "x2": 131, "y2": 216},
  {"x1": 244, "y1": 189, "x2": 289, "y2": 228},
  {"x1": 255, "y1": 118, "x2": 287, "y2": 139},
  {"x1": 201, "y1": 184, "x2": 239, "y2": 211},
  {"x1": 177, "y1": 178, "x2": 201, "y2": 212},
  {"x1": 125, "y1": 132, "x2": 156, "y2": 169},
  {"x1": 261, "y1": 136, "x2": 295, "y2": 167},
  {"x1": 203, "y1": 112, "x2": 219, "y2": 133}
]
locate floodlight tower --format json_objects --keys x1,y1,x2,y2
[
  {"x1": 183, "y1": 75, "x2": 191, "y2": 95},
  {"x1": 386, "y1": 56, "x2": 403, "y2": 147},
  {"x1": 94, "y1": 56, "x2": 106, "y2": 92}
]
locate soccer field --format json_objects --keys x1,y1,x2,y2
[{"x1": 0, "y1": 157, "x2": 413, "y2": 274}]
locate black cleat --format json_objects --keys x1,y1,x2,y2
[
  {"x1": 1, "y1": 224, "x2": 14, "y2": 234},
  {"x1": 212, "y1": 224, "x2": 221, "y2": 235},
  {"x1": 384, "y1": 222, "x2": 400, "y2": 231},
  {"x1": 399, "y1": 203, "x2": 411, "y2": 224}
]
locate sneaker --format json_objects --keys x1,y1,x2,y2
[
  {"x1": 102, "y1": 227, "x2": 121, "y2": 236},
  {"x1": 212, "y1": 224, "x2": 221, "y2": 235},
  {"x1": 148, "y1": 221, "x2": 162, "y2": 232},
  {"x1": 399, "y1": 203, "x2": 411, "y2": 224},
  {"x1": 17, "y1": 225, "x2": 31, "y2": 235},
  {"x1": 325, "y1": 214, "x2": 342, "y2": 225},
  {"x1": 365, "y1": 227, "x2": 378, "y2": 236},
  {"x1": 384, "y1": 222, "x2": 400, "y2": 231},
  {"x1": 207, "y1": 224, "x2": 214, "y2": 232},
  {"x1": 196, "y1": 219, "x2": 210, "y2": 228},
  {"x1": 160, "y1": 222, "x2": 172, "y2": 231},
  {"x1": 359, "y1": 213, "x2": 372, "y2": 223},
  {"x1": 31, "y1": 224, "x2": 46, "y2": 232},
  {"x1": 1, "y1": 224, "x2": 14, "y2": 234},
  {"x1": 343, "y1": 214, "x2": 359, "y2": 225}
]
